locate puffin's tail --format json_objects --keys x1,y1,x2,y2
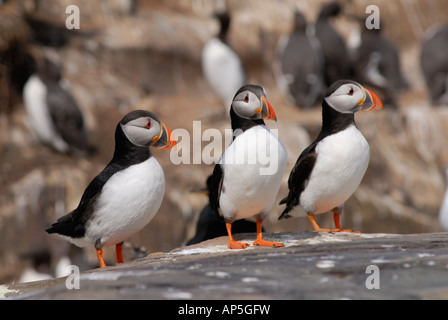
[
  {"x1": 278, "y1": 197, "x2": 292, "y2": 220},
  {"x1": 46, "y1": 211, "x2": 84, "y2": 238}
]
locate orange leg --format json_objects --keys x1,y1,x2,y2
[
  {"x1": 333, "y1": 210, "x2": 360, "y2": 233},
  {"x1": 96, "y1": 248, "x2": 107, "y2": 268},
  {"x1": 308, "y1": 213, "x2": 360, "y2": 233},
  {"x1": 333, "y1": 212, "x2": 342, "y2": 229},
  {"x1": 116, "y1": 242, "x2": 124, "y2": 264},
  {"x1": 253, "y1": 220, "x2": 284, "y2": 248},
  {"x1": 226, "y1": 222, "x2": 249, "y2": 249},
  {"x1": 308, "y1": 214, "x2": 334, "y2": 232}
]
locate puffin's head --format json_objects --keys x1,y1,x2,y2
[
  {"x1": 120, "y1": 110, "x2": 176, "y2": 149},
  {"x1": 324, "y1": 80, "x2": 383, "y2": 114},
  {"x1": 231, "y1": 84, "x2": 277, "y2": 121}
]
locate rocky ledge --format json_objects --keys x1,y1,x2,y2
[{"x1": 2, "y1": 231, "x2": 448, "y2": 300}]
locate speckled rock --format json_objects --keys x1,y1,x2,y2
[{"x1": 3, "y1": 231, "x2": 448, "y2": 300}]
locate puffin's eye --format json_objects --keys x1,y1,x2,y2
[
  {"x1": 348, "y1": 88, "x2": 354, "y2": 95},
  {"x1": 243, "y1": 94, "x2": 249, "y2": 103},
  {"x1": 145, "y1": 120, "x2": 151, "y2": 129}
]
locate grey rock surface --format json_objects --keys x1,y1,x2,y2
[{"x1": 3, "y1": 231, "x2": 448, "y2": 300}]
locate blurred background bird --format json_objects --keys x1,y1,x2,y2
[
  {"x1": 315, "y1": 1, "x2": 353, "y2": 86},
  {"x1": 348, "y1": 17, "x2": 409, "y2": 108},
  {"x1": 275, "y1": 9, "x2": 324, "y2": 109},
  {"x1": 23, "y1": 56, "x2": 95, "y2": 155},
  {"x1": 420, "y1": 24, "x2": 448, "y2": 105},
  {"x1": 202, "y1": 10, "x2": 246, "y2": 114}
]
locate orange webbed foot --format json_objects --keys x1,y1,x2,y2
[
  {"x1": 334, "y1": 229, "x2": 361, "y2": 234},
  {"x1": 226, "y1": 222, "x2": 249, "y2": 249},
  {"x1": 253, "y1": 239, "x2": 284, "y2": 248},
  {"x1": 228, "y1": 239, "x2": 250, "y2": 250},
  {"x1": 253, "y1": 220, "x2": 284, "y2": 248}
]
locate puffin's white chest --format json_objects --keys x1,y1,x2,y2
[
  {"x1": 300, "y1": 125, "x2": 370, "y2": 214},
  {"x1": 85, "y1": 157, "x2": 165, "y2": 247},
  {"x1": 219, "y1": 126, "x2": 287, "y2": 221},
  {"x1": 202, "y1": 38, "x2": 245, "y2": 108}
]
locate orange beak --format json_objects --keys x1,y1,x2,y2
[
  {"x1": 360, "y1": 87, "x2": 383, "y2": 111},
  {"x1": 260, "y1": 96, "x2": 277, "y2": 121},
  {"x1": 153, "y1": 123, "x2": 176, "y2": 150}
]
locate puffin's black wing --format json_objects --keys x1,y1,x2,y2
[
  {"x1": 278, "y1": 144, "x2": 318, "y2": 219},
  {"x1": 45, "y1": 176, "x2": 102, "y2": 238},
  {"x1": 208, "y1": 163, "x2": 224, "y2": 217},
  {"x1": 46, "y1": 83, "x2": 91, "y2": 153},
  {"x1": 45, "y1": 207, "x2": 88, "y2": 238},
  {"x1": 46, "y1": 163, "x2": 118, "y2": 238}
]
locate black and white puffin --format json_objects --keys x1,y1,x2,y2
[
  {"x1": 46, "y1": 110, "x2": 176, "y2": 267},
  {"x1": 23, "y1": 57, "x2": 94, "y2": 155},
  {"x1": 209, "y1": 85, "x2": 287, "y2": 249},
  {"x1": 202, "y1": 11, "x2": 246, "y2": 110},
  {"x1": 278, "y1": 80, "x2": 382, "y2": 232},
  {"x1": 315, "y1": 1, "x2": 352, "y2": 86},
  {"x1": 276, "y1": 10, "x2": 324, "y2": 108}
]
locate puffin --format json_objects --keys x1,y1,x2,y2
[
  {"x1": 276, "y1": 10, "x2": 324, "y2": 108},
  {"x1": 23, "y1": 57, "x2": 94, "y2": 155},
  {"x1": 315, "y1": 2, "x2": 352, "y2": 86},
  {"x1": 420, "y1": 24, "x2": 448, "y2": 105},
  {"x1": 278, "y1": 80, "x2": 382, "y2": 232},
  {"x1": 209, "y1": 85, "x2": 287, "y2": 249},
  {"x1": 202, "y1": 11, "x2": 246, "y2": 111},
  {"x1": 46, "y1": 110, "x2": 176, "y2": 267},
  {"x1": 186, "y1": 175, "x2": 259, "y2": 246}
]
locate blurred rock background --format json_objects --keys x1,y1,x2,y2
[{"x1": 1, "y1": 0, "x2": 448, "y2": 283}]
